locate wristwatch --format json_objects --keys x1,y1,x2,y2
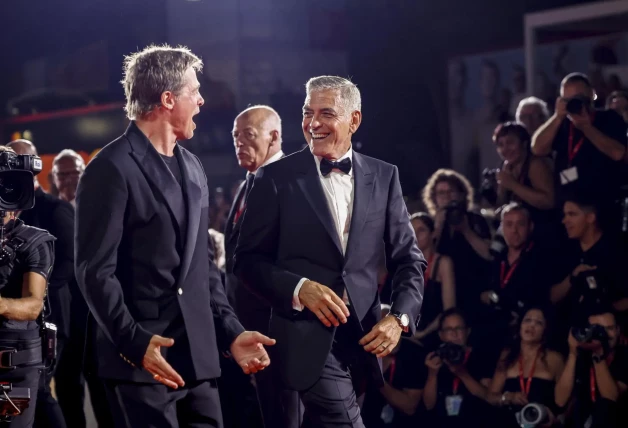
[{"x1": 389, "y1": 311, "x2": 410, "y2": 333}]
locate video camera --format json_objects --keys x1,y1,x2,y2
[
  {"x1": 0, "y1": 384, "x2": 30, "y2": 421},
  {"x1": 0, "y1": 151, "x2": 42, "y2": 212},
  {"x1": 434, "y1": 342, "x2": 466, "y2": 365}
]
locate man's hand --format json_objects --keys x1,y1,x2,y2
[
  {"x1": 425, "y1": 352, "x2": 443, "y2": 373},
  {"x1": 298, "y1": 280, "x2": 349, "y2": 327},
  {"x1": 230, "y1": 331, "x2": 276, "y2": 375},
  {"x1": 359, "y1": 315, "x2": 402, "y2": 358},
  {"x1": 142, "y1": 335, "x2": 185, "y2": 389},
  {"x1": 572, "y1": 264, "x2": 596, "y2": 277},
  {"x1": 568, "y1": 105, "x2": 593, "y2": 130},
  {"x1": 480, "y1": 291, "x2": 493, "y2": 306},
  {"x1": 555, "y1": 97, "x2": 568, "y2": 119}
]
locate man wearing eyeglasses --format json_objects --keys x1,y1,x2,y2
[
  {"x1": 422, "y1": 308, "x2": 494, "y2": 427},
  {"x1": 555, "y1": 305, "x2": 628, "y2": 428}
]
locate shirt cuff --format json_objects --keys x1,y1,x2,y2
[{"x1": 293, "y1": 278, "x2": 308, "y2": 311}]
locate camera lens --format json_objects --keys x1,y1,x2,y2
[
  {"x1": 522, "y1": 404, "x2": 540, "y2": 422},
  {"x1": 0, "y1": 176, "x2": 22, "y2": 204}
]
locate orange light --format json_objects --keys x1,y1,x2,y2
[{"x1": 10, "y1": 132, "x2": 21, "y2": 141}]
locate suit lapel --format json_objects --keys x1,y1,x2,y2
[
  {"x1": 295, "y1": 149, "x2": 343, "y2": 255},
  {"x1": 175, "y1": 147, "x2": 202, "y2": 290},
  {"x1": 346, "y1": 152, "x2": 374, "y2": 260},
  {"x1": 127, "y1": 123, "x2": 186, "y2": 232}
]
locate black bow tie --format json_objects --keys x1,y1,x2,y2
[{"x1": 320, "y1": 157, "x2": 352, "y2": 176}]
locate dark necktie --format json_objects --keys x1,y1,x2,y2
[
  {"x1": 320, "y1": 157, "x2": 352, "y2": 176},
  {"x1": 234, "y1": 174, "x2": 255, "y2": 223}
]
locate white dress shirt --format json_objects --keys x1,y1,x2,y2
[{"x1": 293, "y1": 147, "x2": 354, "y2": 311}]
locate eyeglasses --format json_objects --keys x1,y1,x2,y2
[{"x1": 441, "y1": 326, "x2": 466, "y2": 334}]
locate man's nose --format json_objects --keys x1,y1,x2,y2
[{"x1": 198, "y1": 95, "x2": 205, "y2": 107}]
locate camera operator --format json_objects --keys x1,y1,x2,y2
[
  {"x1": 532, "y1": 73, "x2": 627, "y2": 207},
  {"x1": 550, "y1": 196, "x2": 628, "y2": 336},
  {"x1": 422, "y1": 169, "x2": 491, "y2": 323},
  {"x1": 479, "y1": 204, "x2": 552, "y2": 333},
  {"x1": 0, "y1": 146, "x2": 55, "y2": 427},
  {"x1": 487, "y1": 306, "x2": 564, "y2": 427},
  {"x1": 555, "y1": 305, "x2": 628, "y2": 427},
  {"x1": 516, "y1": 97, "x2": 550, "y2": 136},
  {"x1": 422, "y1": 308, "x2": 494, "y2": 427}
]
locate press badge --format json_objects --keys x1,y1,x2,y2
[
  {"x1": 560, "y1": 166, "x2": 579, "y2": 185},
  {"x1": 445, "y1": 395, "x2": 463, "y2": 416}
]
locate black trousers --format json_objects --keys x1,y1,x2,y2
[
  {"x1": 299, "y1": 321, "x2": 368, "y2": 428},
  {"x1": 104, "y1": 379, "x2": 223, "y2": 428}
]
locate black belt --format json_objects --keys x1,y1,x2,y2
[{"x1": 0, "y1": 346, "x2": 41, "y2": 369}]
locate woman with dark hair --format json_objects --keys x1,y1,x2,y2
[
  {"x1": 410, "y1": 212, "x2": 456, "y2": 348},
  {"x1": 488, "y1": 306, "x2": 565, "y2": 427},
  {"x1": 422, "y1": 169, "x2": 491, "y2": 324}
]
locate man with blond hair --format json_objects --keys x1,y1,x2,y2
[{"x1": 74, "y1": 44, "x2": 275, "y2": 427}]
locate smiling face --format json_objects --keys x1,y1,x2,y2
[
  {"x1": 302, "y1": 89, "x2": 361, "y2": 160},
  {"x1": 169, "y1": 67, "x2": 204, "y2": 141}
]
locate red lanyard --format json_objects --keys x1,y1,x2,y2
[
  {"x1": 590, "y1": 353, "x2": 614, "y2": 403},
  {"x1": 567, "y1": 112, "x2": 594, "y2": 165},
  {"x1": 424, "y1": 254, "x2": 435, "y2": 285},
  {"x1": 518, "y1": 350, "x2": 539, "y2": 396},
  {"x1": 452, "y1": 350, "x2": 472, "y2": 395},
  {"x1": 499, "y1": 242, "x2": 534, "y2": 289}
]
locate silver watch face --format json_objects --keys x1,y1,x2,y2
[{"x1": 400, "y1": 314, "x2": 409, "y2": 327}]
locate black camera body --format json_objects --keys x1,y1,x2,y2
[
  {"x1": 572, "y1": 323, "x2": 608, "y2": 344},
  {"x1": 480, "y1": 168, "x2": 499, "y2": 205},
  {"x1": 445, "y1": 200, "x2": 467, "y2": 227},
  {"x1": 566, "y1": 95, "x2": 592, "y2": 115},
  {"x1": 0, "y1": 384, "x2": 30, "y2": 420},
  {"x1": 435, "y1": 342, "x2": 466, "y2": 365},
  {"x1": 0, "y1": 151, "x2": 42, "y2": 212}
]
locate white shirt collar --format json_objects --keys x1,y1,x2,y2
[
  {"x1": 313, "y1": 146, "x2": 354, "y2": 177},
  {"x1": 250, "y1": 150, "x2": 284, "y2": 176}
]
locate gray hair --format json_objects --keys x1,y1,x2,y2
[
  {"x1": 53, "y1": 149, "x2": 85, "y2": 169},
  {"x1": 516, "y1": 96, "x2": 549, "y2": 122},
  {"x1": 305, "y1": 76, "x2": 361, "y2": 114},
  {"x1": 121, "y1": 44, "x2": 203, "y2": 120}
]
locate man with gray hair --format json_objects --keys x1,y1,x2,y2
[
  {"x1": 74, "y1": 44, "x2": 275, "y2": 427},
  {"x1": 51, "y1": 149, "x2": 85, "y2": 207},
  {"x1": 515, "y1": 96, "x2": 549, "y2": 136},
  {"x1": 235, "y1": 76, "x2": 425, "y2": 426}
]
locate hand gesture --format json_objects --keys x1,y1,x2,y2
[
  {"x1": 143, "y1": 335, "x2": 185, "y2": 389},
  {"x1": 299, "y1": 280, "x2": 349, "y2": 327},
  {"x1": 425, "y1": 351, "x2": 443, "y2": 373},
  {"x1": 572, "y1": 264, "x2": 596, "y2": 277},
  {"x1": 555, "y1": 97, "x2": 568, "y2": 119},
  {"x1": 230, "y1": 331, "x2": 276, "y2": 375},
  {"x1": 359, "y1": 315, "x2": 402, "y2": 358},
  {"x1": 508, "y1": 391, "x2": 529, "y2": 406},
  {"x1": 496, "y1": 162, "x2": 516, "y2": 190}
]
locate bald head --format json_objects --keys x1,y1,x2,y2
[
  {"x1": 232, "y1": 105, "x2": 282, "y2": 172},
  {"x1": 7, "y1": 139, "x2": 38, "y2": 156}
]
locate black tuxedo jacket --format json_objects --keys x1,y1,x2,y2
[
  {"x1": 75, "y1": 122, "x2": 244, "y2": 383},
  {"x1": 234, "y1": 147, "x2": 425, "y2": 390}
]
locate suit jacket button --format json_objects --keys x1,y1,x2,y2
[{"x1": 178, "y1": 288, "x2": 183, "y2": 295}]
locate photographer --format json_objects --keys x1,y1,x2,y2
[
  {"x1": 554, "y1": 305, "x2": 628, "y2": 427},
  {"x1": 0, "y1": 146, "x2": 55, "y2": 427},
  {"x1": 480, "y1": 204, "x2": 551, "y2": 330},
  {"x1": 487, "y1": 306, "x2": 564, "y2": 427},
  {"x1": 422, "y1": 308, "x2": 494, "y2": 427},
  {"x1": 531, "y1": 73, "x2": 627, "y2": 206},
  {"x1": 422, "y1": 169, "x2": 491, "y2": 323}
]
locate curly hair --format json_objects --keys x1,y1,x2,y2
[{"x1": 421, "y1": 169, "x2": 474, "y2": 216}]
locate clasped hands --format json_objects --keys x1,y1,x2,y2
[
  {"x1": 143, "y1": 331, "x2": 276, "y2": 389},
  {"x1": 298, "y1": 280, "x2": 402, "y2": 358}
]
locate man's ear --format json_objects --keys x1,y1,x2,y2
[
  {"x1": 349, "y1": 110, "x2": 362, "y2": 135},
  {"x1": 161, "y1": 91, "x2": 176, "y2": 111}
]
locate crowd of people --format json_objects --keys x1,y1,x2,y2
[{"x1": 1, "y1": 41, "x2": 628, "y2": 428}]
